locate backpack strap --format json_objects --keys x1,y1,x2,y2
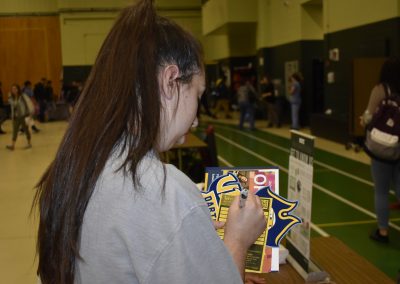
[
  {"x1": 383, "y1": 84, "x2": 400, "y2": 101},
  {"x1": 383, "y1": 84, "x2": 390, "y2": 98}
]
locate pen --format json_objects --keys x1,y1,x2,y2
[{"x1": 239, "y1": 188, "x2": 248, "y2": 208}]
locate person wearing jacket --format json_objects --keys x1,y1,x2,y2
[{"x1": 6, "y1": 84, "x2": 32, "y2": 150}]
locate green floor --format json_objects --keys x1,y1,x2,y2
[{"x1": 198, "y1": 122, "x2": 400, "y2": 280}]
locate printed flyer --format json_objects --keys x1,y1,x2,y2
[
  {"x1": 202, "y1": 167, "x2": 300, "y2": 273},
  {"x1": 286, "y1": 130, "x2": 315, "y2": 272}
]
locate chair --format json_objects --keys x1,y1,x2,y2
[{"x1": 200, "y1": 124, "x2": 219, "y2": 167}]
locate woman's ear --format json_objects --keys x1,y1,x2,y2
[{"x1": 160, "y1": 65, "x2": 180, "y2": 100}]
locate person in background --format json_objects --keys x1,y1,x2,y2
[
  {"x1": 22, "y1": 80, "x2": 40, "y2": 133},
  {"x1": 34, "y1": 78, "x2": 47, "y2": 122},
  {"x1": 0, "y1": 81, "x2": 7, "y2": 134},
  {"x1": 6, "y1": 84, "x2": 32, "y2": 150},
  {"x1": 237, "y1": 78, "x2": 257, "y2": 130},
  {"x1": 33, "y1": 1, "x2": 266, "y2": 283},
  {"x1": 198, "y1": 86, "x2": 215, "y2": 118},
  {"x1": 272, "y1": 78, "x2": 284, "y2": 128},
  {"x1": 22, "y1": 80, "x2": 34, "y2": 98},
  {"x1": 214, "y1": 76, "x2": 232, "y2": 119},
  {"x1": 65, "y1": 80, "x2": 82, "y2": 115},
  {"x1": 289, "y1": 73, "x2": 302, "y2": 130},
  {"x1": 260, "y1": 75, "x2": 278, "y2": 128},
  {"x1": 45, "y1": 80, "x2": 54, "y2": 102},
  {"x1": 360, "y1": 57, "x2": 400, "y2": 243}
]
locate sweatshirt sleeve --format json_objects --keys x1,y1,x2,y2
[
  {"x1": 361, "y1": 84, "x2": 386, "y2": 125},
  {"x1": 144, "y1": 206, "x2": 243, "y2": 284}
]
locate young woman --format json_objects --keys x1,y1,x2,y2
[
  {"x1": 360, "y1": 57, "x2": 400, "y2": 243},
  {"x1": 33, "y1": 1, "x2": 266, "y2": 283},
  {"x1": 6, "y1": 84, "x2": 32, "y2": 150}
]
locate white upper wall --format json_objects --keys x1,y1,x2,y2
[
  {"x1": 257, "y1": 0, "x2": 303, "y2": 48},
  {"x1": 156, "y1": 0, "x2": 201, "y2": 9},
  {"x1": 60, "y1": 12, "x2": 116, "y2": 65},
  {"x1": 202, "y1": 0, "x2": 257, "y2": 35},
  {"x1": 60, "y1": 4, "x2": 202, "y2": 65},
  {"x1": 2, "y1": 0, "x2": 400, "y2": 62},
  {"x1": 57, "y1": 0, "x2": 129, "y2": 9},
  {"x1": 324, "y1": 0, "x2": 399, "y2": 33},
  {"x1": 0, "y1": 0, "x2": 57, "y2": 13},
  {"x1": 257, "y1": 0, "x2": 399, "y2": 49}
]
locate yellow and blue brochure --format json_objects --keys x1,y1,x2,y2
[{"x1": 202, "y1": 167, "x2": 301, "y2": 273}]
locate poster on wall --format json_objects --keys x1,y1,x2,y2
[
  {"x1": 286, "y1": 130, "x2": 315, "y2": 272},
  {"x1": 284, "y1": 60, "x2": 299, "y2": 98}
]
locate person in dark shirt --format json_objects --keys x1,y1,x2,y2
[
  {"x1": 260, "y1": 75, "x2": 278, "y2": 127},
  {"x1": 34, "y1": 78, "x2": 47, "y2": 122},
  {"x1": 214, "y1": 76, "x2": 232, "y2": 119},
  {"x1": 45, "y1": 80, "x2": 54, "y2": 102},
  {"x1": 65, "y1": 81, "x2": 81, "y2": 115}
]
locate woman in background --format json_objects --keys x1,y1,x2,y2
[
  {"x1": 6, "y1": 84, "x2": 32, "y2": 150},
  {"x1": 33, "y1": 1, "x2": 266, "y2": 283},
  {"x1": 360, "y1": 57, "x2": 400, "y2": 243}
]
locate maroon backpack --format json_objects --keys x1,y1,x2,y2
[{"x1": 364, "y1": 86, "x2": 400, "y2": 162}]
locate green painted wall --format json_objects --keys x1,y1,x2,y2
[{"x1": 322, "y1": 18, "x2": 400, "y2": 122}]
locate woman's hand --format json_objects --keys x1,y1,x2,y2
[
  {"x1": 212, "y1": 220, "x2": 225, "y2": 230},
  {"x1": 222, "y1": 191, "x2": 267, "y2": 280},
  {"x1": 224, "y1": 191, "x2": 266, "y2": 250}
]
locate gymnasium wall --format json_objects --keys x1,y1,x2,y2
[
  {"x1": 0, "y1": 0, "x2": 202, "y2": 98},
  {"x1": 0, "y1": 16, "x2": 62, "y2": 98},
  {"x1": 60, "y1": 5, "x2": 202, "y2": 82},
  {"x1": 0, "y1": 0, "x2": 57, "y2": 14},
  {"x1": 2, "y1": 0, "x2": 400, "y2": 139},
  {"x1": 256, "y1": 0, "x2": 400, "y2": 141},
  {"x1": 316, "y1": 17, "x2": 400, "y2": 143}
]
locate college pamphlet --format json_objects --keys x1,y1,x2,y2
[{"x1": 202, "y1": 167, "x2": 280, "y2": 273}]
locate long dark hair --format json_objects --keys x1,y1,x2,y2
[
  {"x1": 33, "y1": 0, "x2": 203, "y2": 283},
  {"x1": 379, "y1": 57, "x2": 400, "y2": 93},
  {"x1": 11, "y1": 84, "x2": 22, "y2": 96}
]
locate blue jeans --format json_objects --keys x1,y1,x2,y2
[
  {"x1": 239, "y1": 102, "x2": 255, "y2": 130},
  {"x1": 371, "y1": 158, "x2": 400, "y2": 229},
  {"x1": 291, "y1": 103, "x2": 300, "y2": 129}
]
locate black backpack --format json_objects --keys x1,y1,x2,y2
[{"x1": 364, "y1": 86, "x2": 400, "y2": 162}]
